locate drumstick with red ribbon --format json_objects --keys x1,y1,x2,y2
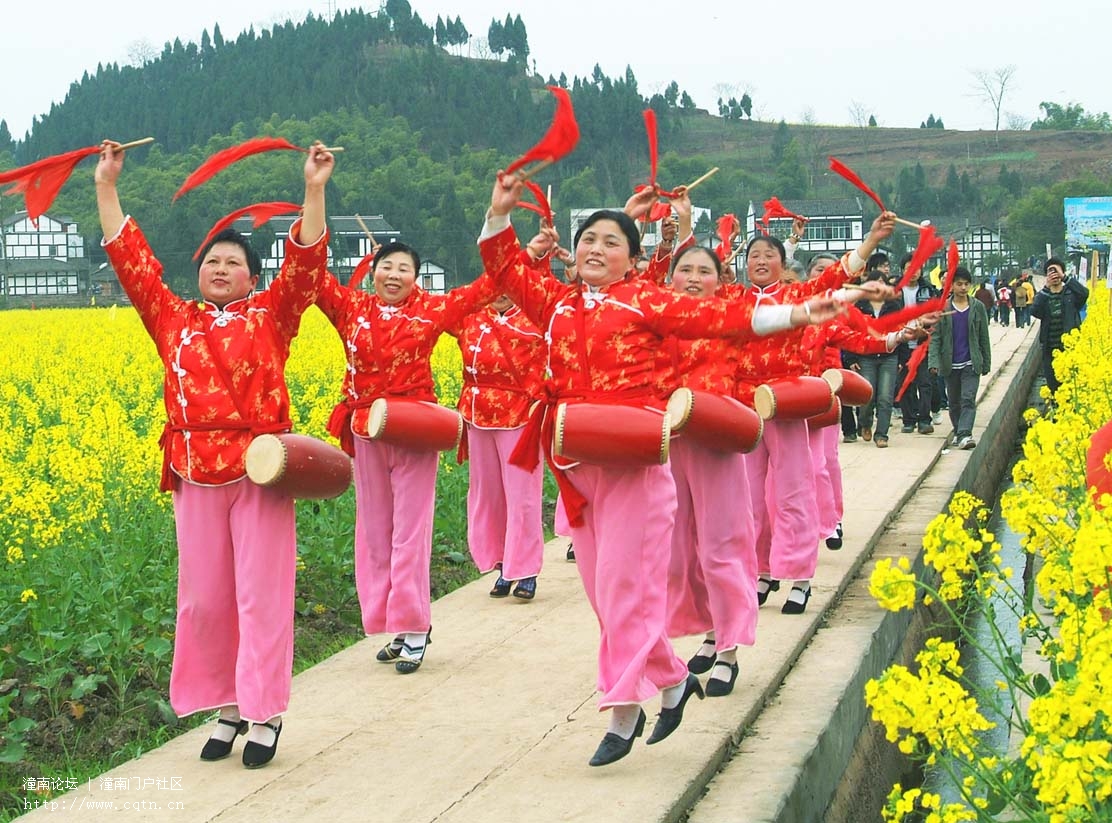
[
  {"x1": 0, "y1": 137, "x2": 154, "y2": 225},
  {"x1": 173, "y1": 138, "x2": 343, "y2": 201},
  {"x1": 505, "y1": 86, "x2": 579, "y2": 182},
  {"x1": 828, "y1": 157, "x2": 931, "y2": 231}
]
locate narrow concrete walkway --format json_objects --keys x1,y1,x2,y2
[{"x1": 21, "y1": 322, "x2": 1037, "y2": 823}]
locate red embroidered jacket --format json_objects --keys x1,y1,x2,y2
[
  {"x1": 802, "y1": 304, "x2": 893, "y2": 375},
  {"x1": 728, "y1": 256, "x2": 857, "y2": 404},
  {"x1": 448, "y1": 304, "x2": 546, "y2": 429},
  {"x1": 480, "y1": 225, "x2": 760, "y2": 405},
  {"x1": 316, "y1": 271, "x2": 496, "y2": 447},
  {"x1": 103, "y1": 217, "x2": 328, "y2": 489}
]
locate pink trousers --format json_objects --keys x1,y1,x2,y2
[
  {"x1": 567, "y1": 462, "x2": 689, "y2": 709},
  {"x1": 353, "y1": 437, "x2": 438, "y2": 636},
  {"x1": 170, "y1": 478, "x2": 295, "y2": 723},
  {"x1": 810, "y1": 423, "x2": 843, "y2": 537},
  {"x1": 744, "y1": 417, "x2": 820, "y2": 581},
  {"x1": 665, "y1": 439, "x2": 758, "y2": 650},
  {"x1": 466, "y1": 426, "x2": 544, "y2": 579},
  {"x1": 554, "y1": 494, "x2": 571, "y2": 538}
]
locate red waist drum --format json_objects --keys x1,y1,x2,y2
[
  {"x1": 553, "y1": 403, "x2": 670, "y2": 467},
  {"x1": 666, "y1": 388, "x2": 763, "y2": 453},
  {"x1": 367, "y1": 398, "x2": 463, "y2": 452},
  {"x1": 822, "y1": 367, "x2": 873, "y2": 407},
  {"x1": 806, "y1": 396, "x2": 842, "y2": 430},
  {"x1": 753, "y1": 376, "x2": 835, "y2": 421},
  {"x1": 245, "y1": 433, "x2": 353, "y2": 499}
]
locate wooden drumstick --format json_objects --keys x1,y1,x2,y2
[
  {"x1": 684, "y1": 167, "x2": 719, "y2": 192},
  {"x1": 106, "y1": 137, "x2": 155, "y2": 151},
  {"x1": 353, "y1": 214, "x2": 378, "y2": 246}
]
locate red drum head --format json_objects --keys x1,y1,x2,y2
[
  {"x1": 822, "y1": 368, "x2": 873, "y2": 407},
  {"x1": 246, "y1": 433, "x2": 352, "y2": 499},
  {"x1": 554, "y1": 403, "x2": 670, "y2": 467},
  {"x1": 367, "y1": 398, "x2": 463, "y2": 452},
  {"x1": 670, "y1": 388, "x2": 763, "y2": 453},
  {"x1": 806, "y1": 397, "x2": 842, "y2": 430},
  {"x1": 753, "y1": 376, "x2": 834, "y2": 421}
]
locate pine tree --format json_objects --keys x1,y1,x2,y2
[{"x1": 435, "y1": 15, "x2": 446, "y2": 46}]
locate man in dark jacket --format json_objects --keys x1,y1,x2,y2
[
  {"x1": 928, "y1": 266, "x2": 991, "y2": 450},
  {"x1": 1030, "y1": 257, "x2": 1089, "y2": 394}
]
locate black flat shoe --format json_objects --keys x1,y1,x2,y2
[
  {"x1": 566, "y1": 544, "x2": 575, "y2": 562},
  {"x1": 395, "y1": 631, "x2": 430, "y2": 674},
  {"x1": 490, "y1": 575, "x2": 512, "y2": 598},
  {"x1": 512, "y1": 577, "x2": 537, "y2": 600},
  {"x1": 588, "y1": 710, "x2": 646, "y2": 767},
  {"x1": 376, "y1": 635, "x2": 404, "y2": 662},
  {"x1": 756, "y1": 578, "x2": 780, "y2": 606},
  {"x1": 781, "y1": 586, "x2": 812, "y2": 615},
  {"x1": 646, "y1": 673, "x2": 704, "y2": 745},
  {"x1": 825, "y1": 522, "x2": 844, "y2": 551},
  {"x1": 200, "y1": 718, "x2": 249, "y2": 761},
  {"x1": 705, "y1": 661, "x2": 740, "y2": 697},
  {"x1": 242, "y1": 721, "x2": 282, "y2": 769}
]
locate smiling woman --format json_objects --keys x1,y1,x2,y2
[
  {"x1": 315, "y1": 241, "x2": 497, "y2": 676},
  {"x1": 93, "y1": 138, "x2": 335, "y2": 769}
]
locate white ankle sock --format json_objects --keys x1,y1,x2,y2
[
  {"x1": 400, "y1": 631, "x2": 427, "y2": 661},
  {"x1": 209, "y1": 708, "x2": 241, "y2": 742},
  {"x1": 661, "y1": 676, "x2": 689, "y2": 710},
  {"x1": 757, "y1": 577, "x2": 775, "y2": 596},
  {"x1": 786, "y1": 580, "x2": 811, "y2": 606},
  {"x1": 694, "y1": 634, "x2": 716, "y2": 659},
  {"x1": 711, "y1": 648, "x2": 737, "y2": 682},
  {"x1": 247, "y1": 717, "x2": 281, "y2": 747},
  {"x1": 607, "y1": 704, "x2": 641, "y2": 738}
]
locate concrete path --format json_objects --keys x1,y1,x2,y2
[{"x1": 20, "y1": 322, "x2": 1038, "y2": 823}]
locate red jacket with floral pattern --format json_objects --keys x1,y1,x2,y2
[
  {"x1": 103, "y1": 217, "x2": 329, "y2": 489},
  {"x1": 727, "y1": 256, "x2": 856, "y2": 404},
  {"x1": 448, "y1": 304, "x2": 546, "y2": 429},
  {"x1": 317, "y1": 272, "x2": 496, "y2": 448},
  {"x1": 803, "y1": 304, "x2": 893, "y2": 375}
]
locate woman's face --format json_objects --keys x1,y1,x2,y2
[
  {"x1": 746, "y1": 239, "x2": 783, "y2": 287},
  {"x1": 198, "y1": 241, "x2": 258, "y2": 306},
  {"x1": 491, "y1": 294, "x2": 514, "y2": 312},
  {"x1": 671, "y1": 250, "x2": 720, "y2": 299},
  {"x1": 373, "y1": 251, "x2": 417, "y2": 304},
  {"x1": 575, "y1": 219, "x2": 635, "y2": 287}
]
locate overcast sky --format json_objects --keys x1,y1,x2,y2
[{"x1": 4, "y1": 0, "x2": 1110, "y2": 141}]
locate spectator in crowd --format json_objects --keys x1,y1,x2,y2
[
  {"x1": 1031, "y1": 257, "x2": 1089, "y2": 395},
  {"x1": 928, "y1": 267, "x2": 991, "y2": 450},
  {"x1": 995, "y1": 280, "x2": 1012, "y2": 327}
]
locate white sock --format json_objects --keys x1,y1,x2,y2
[
  {"x1": 786, "y1": 580, "x2": 811, "y2": 606},
  {"x1": 711, "y1": 648, "x2": 737, "y2": 682},
  {"x1": 209, "y1": 707, "x2": 241, "y2": 742},
  {"x1": 661, "y1": 676, "x2": 689, "y2": 710},
  {"x1": 757, "y1": 577, "x2": 775, "y2": 596},
  {"x1": 694, "y1": 633, "x2": 716, "y2": 659},
  {"x1": 247, "y1": 717, "x2": 281, "y2": 747},
  {"x1": 607, "y1": 704, "x2": 641, "y2": 738},
  {"x1": 400, "y1": 631, "x2": 428, "y2": 661}
]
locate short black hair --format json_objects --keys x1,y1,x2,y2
[
  {"x1": 373, "y1": 241, "x2": 421, "y2": 273},
  {"x1": 573, "y1": 210, "x2": 641, "y2": 258},
  {"x1": 1044, "y1": 256, "x2": 1066, "y2": 274},
  {"x1": 866, "y1": 252, "x2": 889, "y2": 271},
  {"x1": 744, "y1": 234, "x2": 787, "y2": 264},
  {"x1": 953, "y1": 265, "x2": 973, "y2": 284},
  {"x1": 195, "y1": 228, "x2": 262, "y2": 277}
]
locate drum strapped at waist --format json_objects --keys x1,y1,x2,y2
[
  {"x1": 666, "y1": 387, "x2": 763, "y2": 453},
  {"x1": 365, "y1": 398, "x2": 463, "y2": 452},
  {"x1": 752, "y1": 376, "x2": 835, "y2": 421},
  {"x1": 158, "y1": 418, "x2": 290, "y2": 493},
  {"x1": 821, "y1": 367, "x2": 874, "y2": 407},
  {"x1": 245, "y1": 433, "x2": 353, "y2": 499}
]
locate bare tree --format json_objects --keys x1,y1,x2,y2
[
  {"x1": 126, "y1": 39, "x2": 158, "y2": 67},
  {"x1": 471, "y1": 36, "x2": 491, "y2": 60},
  {"x1": 1004, "y1": 111, "x2": 1032, "y2": 131},
  {"x1": 971, "y1": 65, "x2": 1017, "y2": 144},
  {"x1": 848, "y1": 100, "x2": 871, "y2": 129}
]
